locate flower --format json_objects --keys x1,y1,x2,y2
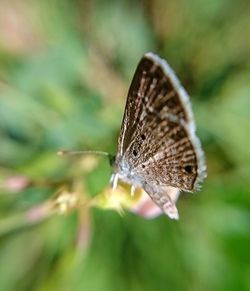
[
  {"x1": 94, "y1": 181, "x2": 180, "y2": 219},
  {"x1": 3, "y1": 176, "x2": 30, "y2": 192}
]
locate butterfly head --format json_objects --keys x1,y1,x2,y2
[{"x1": 108, "y1": 154, "x2": 116, "y2": 167}]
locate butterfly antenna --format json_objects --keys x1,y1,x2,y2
[
  {"x1": 57, "y1": 150, "x2": 115, "y2": 164},
  {"x1": 57, "y1": 150, "x2": 108, "y2": 157}
]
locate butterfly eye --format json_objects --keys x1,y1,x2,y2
[
  {"x1": 184, "y1": 165, "x2": 192, "y2": 174},
  {"x1": 108, "y1": 155, "x2": 116, "y2": 166},
  {"x1": 141, "y1": 134, "x2": 146, "y2": 140},
  {"x1": 133, "y1": 150, "x2": 138, "y2": 157}
]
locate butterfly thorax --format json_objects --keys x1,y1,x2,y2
[{"x1": 113, "y1": 154, "x2": 143, "y2": 188}]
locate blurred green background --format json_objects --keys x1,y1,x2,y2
[{"x1": 0, "y1": 0, "x2": 249, "y2": 290}]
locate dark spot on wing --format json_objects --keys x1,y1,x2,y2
[{"x1": 184, "y1": 165, "x2": 192, "y2": 173}]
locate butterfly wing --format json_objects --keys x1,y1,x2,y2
[{"x1": 116, "y1": 53, "x2": 206, "y2": 215}]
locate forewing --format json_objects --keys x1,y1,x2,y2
[{"x1": 117, "y1": 52, "x2": 206, "y2": 192}]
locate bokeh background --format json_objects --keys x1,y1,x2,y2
[{"x1": 0, "y1": 0, "x2": 249, "y2": 290}]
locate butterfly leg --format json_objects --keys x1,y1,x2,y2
[
  {"x1": 130, "y1": 185, "x2": 136, "y2": 197},
  {"x1": 110, "y1": 173, "x2": 119, "y2": 192}
]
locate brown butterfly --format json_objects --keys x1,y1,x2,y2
[{"x1": 111, "y1": 53, "x2": 206, "y2": 219}]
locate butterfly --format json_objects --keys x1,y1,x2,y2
[{"x1": 110, "y1": 52, "x2": 206, "y2": 219}]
